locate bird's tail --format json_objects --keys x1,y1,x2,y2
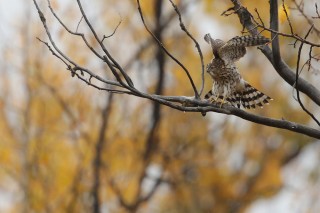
[
  {"x1": 228, "y1": 82, "x2": 272, "y2": 109},
  {"x1": 203, "y1": 83, "x2": 272, "y2": 109}
]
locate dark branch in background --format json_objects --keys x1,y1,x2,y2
[
  {"x1": 136, "y1": 0, "x2": 200, "y2": 99},
  {"x1": 143, "y1": 0, "x2": 165, "y2": 162},
  {"x1": 270, "y1": 0, "x2": 281, "y2": 66},
  {"x1": 113, "y1": 2, "x2": 168, "y2": 211},
  {"x1": 124, "y1": 2, "x2": 194, "y2": 70},
  {"x1": 38, "y1": 76, "x2": 92, "y2": 212},
  {"x1": 33, "y1": 0, "x2": 320, "y2": 141},
  {"x1": 92, "y1": 94, "x2": 113, "y2": 213}
]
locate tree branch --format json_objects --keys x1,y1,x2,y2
[
  {"x1": 92, "y1": 94, "x2": 113, "y2": 213},
  {"x1": 230, "y1": 0, "x2": 320, "y2": 107},
  {"x1": 168, "y1": 0, "x2": 205, "y2": 96},
  {"x1": 33, "y1": 0, "x2": 320, "y2": 140},
  {"x1": 75, "y1": 0, "x2": 135, "y2": 89}
]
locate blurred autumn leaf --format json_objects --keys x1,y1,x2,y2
[{"x1": 0, "y1": 0, "x2": 318, "y2": 213}]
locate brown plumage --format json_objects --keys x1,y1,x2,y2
[{"x1": 203, "y1": 34, "x2": 271, "y2": 113}]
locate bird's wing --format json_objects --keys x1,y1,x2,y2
[
  {"x1": 204, "y1": 33, "x2": 225, "y2": 58},
  {"x1": 217, "y1": 36, "x2": 247, "y2": 64},
  {"x1": 218, "y1": 35, "x2": 270, "y2": 64}
]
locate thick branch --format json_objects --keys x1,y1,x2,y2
[
  {"x1": 270, "y1": 0, "x2": 281, "y2": 65},
  {"x1": 230, "y1": 0, "x2": 320, "y2": 106},
  {"x1": 134, "y1": 94, "x2": 320, "y2": 139}
]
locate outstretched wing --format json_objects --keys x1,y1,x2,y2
[{"x1": 218, "y1": 35, "x2": 270, "y2": 64}]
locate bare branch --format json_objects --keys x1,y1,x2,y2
[
  {"x1": 47, "y1": 0, "x2": 104, "y2": 61},
  {"x1": 101, "y1": 17, "x2": 122, "y2": 42},
  {"x1": 34, "y1": 0, "x2": 124, "y2": 92},
  {"x1": 76, "y1": 0, "x2": 134, "y2": 88},
  {"x1": 75, "y1": 16, "x2": 83, "y2": 32},
  {"x1": 36, "y1": 37, "x2": 69, "y2": 67},
  {"x1": 282, "y1": 0, "x2": 294, "y2": 35},
  {"x1": 168, "y1": 0, "x2": 205, "y2": 96},
  {"x1": 293, "y1": 0, "x2": 320, "y2": 36},
  {"x1": 295, "y1": 25, "x2": 320, "y2": 126},
  {"x1": 313, "y1": 3, "x2": 320, "y2": 19}
]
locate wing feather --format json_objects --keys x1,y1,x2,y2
[{"x1": 218, "y1": 35, "x2": 270, "y2": 64}]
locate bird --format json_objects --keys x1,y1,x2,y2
[{"x1": 203, "y1": 33, "x2": 272, "y2": 114}]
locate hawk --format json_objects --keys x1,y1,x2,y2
[{"x1": 203, "y1": 33, "x2": 272, "y2": 112}]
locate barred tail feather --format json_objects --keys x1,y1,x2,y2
[
  {"x1": 204, "y1": 90, "x2": 213, "y2": 100},
  {"x1": 202, "y1": 90, "x2": 213, "y2": 116},
  {"x1": 227, "y1": 93, "x2": 241, "y2": 108},
  {"x1": 203, "y1": 84, "x2": 271, "y2": 110},
  {"x1": 240, "y1": 83, "x2": 272, "y2": 109}
]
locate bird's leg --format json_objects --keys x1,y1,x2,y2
[
  {"x1": 220, "y1": 95, "x2": 226, "y2": 108},
  {"x1": 219, "y1": 89, "x2": 228, "y2": 108},
  {"x1": 209, "y1": 95, "x2": 218, "y2": 103},
  {"x1": 209, "y1": 81, "x2": 218, "y2": 103}
]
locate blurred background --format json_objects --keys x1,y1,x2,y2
[{"x1": 0, "y1": 0, "x2": 320, "y2": 212}]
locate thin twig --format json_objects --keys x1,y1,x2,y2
[
  {"x1": 101, "y1": 16, "x2": 122, "y2": 42},
  {"x1": 168, "y1": 0, "x2": 205, "y2": 97},
  {"x1": 35, "y1": 2, "x2": 125, "y2": 90},
  {"x1": 294, "y1": 25, "x2": 320, "y2": 126},
  {"x1": 282, "y1": 0, "x2": 294, "y2": 35},
  {"x1": 293, "y1": 0, "x2": 320, "y2": 36},
  {"x1": 76, "y1": 16, "x2": 83, "y2": 32},
  {"x1": 76, "y1": 0, "x2": 135, "y2": 89},
  {"x1": 313, "y1": 3, "x2": 320, "y2": 19},
  {"x1": 254, "y1": 8, "x2": 265, "y2": 28},
  {"x1": 36, "y1": 37, "x2": 69, "y2": 67}
]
